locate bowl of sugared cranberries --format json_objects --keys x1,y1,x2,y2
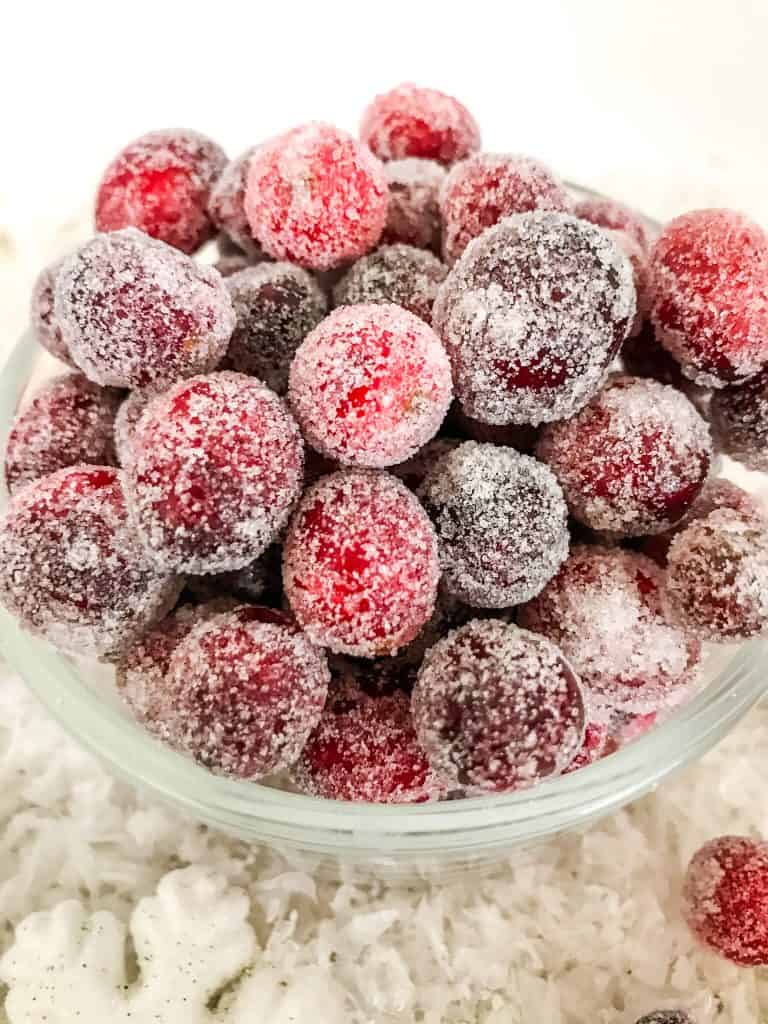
[{"x1": 2, "y1": 90, "x2": 768, "y2": 871}]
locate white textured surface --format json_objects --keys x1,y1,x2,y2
[{"x1": 3, "y1": 4, "x2": 768, "y2": 1019}]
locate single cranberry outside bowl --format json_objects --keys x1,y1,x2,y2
[{"x1": 1, "y1": 192, "x2": 767, "y2": 877}]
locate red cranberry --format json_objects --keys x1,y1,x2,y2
[
  {"x1": 289, "y1": 304, "x2": 452, "y2": 468},
  {"x1": 283, "y1": 469, "x2": 440, "y2": 657},
  {"x1": 124, "y1": 372, "x2": 304, "y2": 574},
  {"x1": 0, "y1": 466, "x2": 180, "y2": 658},
  {"x1": 5, "y1": 373, "x2": 121, "y2": 494},
  {"x1": 710, "y1": 369, "x2": 768, "y2": 472},
  {"x1": 433, "y1": 213, "x2": 636, "y2": 425},
  {"x1": 382, "y1": 158, "x2": 445, "y2": 251},
  {"x1": 574, "y1": 194, "x2": 652, "y2": 253},
  {"x1": 30, "y1": 258, "x2": 74, "y2": 366},
  {"x1": 95, "y1": 129, "x2": 227, "y2": 253},
  {"x1": 360, "y1": 83, "x2": 480, "y2": 166},
  {"x1": 332, "y1": 244, "x2": 447, "y2": 325},
  {"x1": 207, "y1": 147, "x2": 263, "y2": 256},
  {"x1": 650, "y1": 209, "x2": 768, "y2": 387},
  {"x1": 113, "y1": 389, "x2": 156, "y2": 465},
  {"x1": 245, "y1": 123, "x2": 388, "y2": 270},
  {"x1": 412, "y1": 619, "x2": 585, "y2": 793},
  {"x1": 54, "y1": 228, "x2": 235, "y2": 389},
  {"x1": 683, "y1": 835, "x2": 768, "y2": 965},
  {"x1": 564, "y1": 719, "x2": 609, "y2": 773},
  {"x1": 537, "y1": 376, "x2": 712, "y2": 537}
]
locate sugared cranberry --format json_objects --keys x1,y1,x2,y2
[
  {"x1": 224, "y1": 263, "x2": 327, "y2": 393},
  {"x1": 124, "y1": 372, "x2": 304, "y2": 574},
  {"x1": 113, "y1": 389, "x2": 156, "y2": 465},
  {"x1": 564, "y1": 719, "x2": 609, "y2": 773},
  {"x1": 574, "y1": 194, "x2": 652, "y2": 253},
  {"x1": 208, "y1": 147, "x2": 263, "y2": 256},
  {"x1": 419, "y1": 441, "x2": 568, "y2": 607},
  {"x1": 635, "y1": 1012, "x2": 695, "y2": 1024},
  {"x1": 412, "y1": 619, "x2": 585, "y2": 793},
  {"x1": 5, "y1": 373, "x2": 121, "y2": 494},
  {"x1": 683, "y1": 835, "x2": 768, "y2": 965},
  {"x1": 289, "y1": 304, "x2": 452, "y2": 468},
  {"x1": 439, "y1": 154, "x2": 571, "y2": 264},
  {"x1": 160, "y1": 605, "x2": 329, "y2": 778},
  {"x1": 382, "y1": 158, "x2": 445, "y2": 251},
  {"x1": 0, "y1": 466, "x2": 181, "y2": 658},
  {"x1": 518, "y1": 546, "x2": 700, "y2": 714},
  {"x1": 54, "y1": 228, "x2": 235, "y2": 389},
  {"x1": 360, "y1": 83, "x2": 480, "y2": 166},
  {"x1": 603, "y1": 710, "x2": 658, "y2": 756},
  {"x1": 537, "y1": 376, "x2": 712, "y2": 536},
  {"x1": 95, "y1": 129, "x2": 227, "y2": 254},
  {"x1": 332, "y1": 244, "x2": 447, "y2": 325},
  {"x1": 293, "y1": 680, "x2": 441, "y2": 803},
  {"x1": 665, "y1": 508, "x2": 768, "y2": 641},
  {"x1": 710, "y1": 370, "x2": 768, "y2": 472},
  {"x1": 283, "y1": 469, "x2": 440, "y2": 657},
  {"x1": 433, "y1": 213, "x2": 636, "y2": 425},
  {"x1": 245, "y1": 123, "x2": 388, "y2": 270},
  {"x1": 650, "y1": 209, "x2": 768, "y2": 387},
  {"x1": 611, "y1": 229, "x2": 652, "y2": 337},
  {"x1": 30, "y1": 258, "x2": 73, "y2": 366}
]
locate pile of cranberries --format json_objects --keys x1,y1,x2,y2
[{"x1": 3, "y1": 85, "x2": 768, "y2": 951}]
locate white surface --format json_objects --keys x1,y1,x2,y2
[{"x1": 2, "y1": 2, "x2": 768, "y2": 1021}]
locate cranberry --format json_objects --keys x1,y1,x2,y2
[
  {"x1": 95, "y1": 129, "x2": 227, "y2": 253},
  {"x1": 29, "y1": 258, "x2": 74, "y2": 366},
  {"x1": 382, "y1": 158, "x2": 445, "y2": 251},
  {"x1": 564, "y1": 719, "x2": 609, "y2": 773},
  {"x1": 710, "y1": 369, "x2": 768, "y2": 472},
  {"x1": 113, "y1": 389, "x2": 156, "y2": 466},
  {"x1": 207, "y1": 147, "x2": 263, "y2": 256},
  {"x1": 332, "y1": 244, "x2": 447, "y2": 325},
  {"x1": 574, "y1": 194, "x2": 652, "y2": 253}
]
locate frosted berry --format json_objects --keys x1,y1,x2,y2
[
  {"x1": 650, "y1": 209, "x2": 768, "y2": 387},
  {"x1": 30, "y1": 258, "x2": 74, "y2": 366},
  {"x1": 574, "y1": 194, "x2": 652, "y2": 254},
  {"x1": 113, "y1": 389, "x2": 156, "y2": 465},
  {"x1": 412, "y1": 619, "x2": 585, "y2": 793},
  {"x1": 612, "y1": 229, "x2": 652, "y2": 337},
  {"x1": 245, "y1": 122, "x2": 388, "y2": 271},
  {"x1": 0, "y1": 466, "x2": 181, "y2": 658},
  {"x1": 289, "y1": 304, "x2": 452, "y2": 468},
  {"x1": 564, "y1": 718, "x2": 609, "y2": 773},
  {"x1": 95, "y1": 129, "x2": 227, "y2": 254},
  {"x1": 293, "y1": 680, "x2": 441, "y2": 803},
  {"x1": 710, "y1": 370, "x2": 768, "y2": 472},
  {"x1": 332, "y1": 244, "x2": 447, "y2": 325},
  {"x1": 537, "y1": 376, "x2": 712, "y2": 537},
  {"x1": 360, "y1": 83, "x2": 480, "y2": 166},
  {"x1": 382, "y1": 158, "x2": 445, "y2": 250},
  {"x1": 665, "y1": 508, "x2": 768, "y2": 641},
  {"x1": 5, "y1": 373, "x2": 121, "y2": 494},
  {"x1": 161, "y1": 605, "x2": 329, "y2": 778},
  {"x1": 419, "y1": 442, "x2": 569, "y2": 607},
  {"x1": 124, "y1": 372, "x2": 304, "y2": 574},
  {"x1": 283, "y1": 469, "x2": 440, "y2": 657},
  {"x1": 208, "y1": 147, "x2": 263, "y2": 256},
  {"x1": 55, "y1": 228, "x2": 235, "y2": 389},
  {"x1": 683, "y1": 835, "x2": 768, "y2": 966},
  {"x1": 433, "y1": 213, "x2": 636, "y2": 425},
  {"x1": 439, "y1": 154, "x2": 571, "y2": 265},
  {"x1": 604, "y1": 710, "x2": 658, "y2": 755},
  {"x1": 518, "y1": 546, "x2": 700, "y2": 714},
  {"x1": 224, "y1": 263, "x2": 327, "y2": 393},
  {"x1": 635, "y1": 1013, "x2": 695, "y2": 1024}
]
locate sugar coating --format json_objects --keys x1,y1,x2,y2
[
  {"x1": 610, "y1": 229, "x2": 651, "y2": 337},
  {"x1": 5, "y1": 373, "x2": 121, "y2": 494},
  {"x1": 382, "y1": 158, "x2": 446, "y2": 250},
  {"x1": 289, "y1": 303, "x2": 453, "y2": 467},
  {"x1": 419, "y1": 441, "x2": 569, "y2": 607},
  {"x1": 161, "y1": 605, "x2": 330, "y2": 779},
  {"x1": 245, "y1": 122, "x2": 388, "y2": 271},
  {"x1": 207, "y1": 147, "x2": 263, "y2": 256},
  {"x1": 683, "y1": 835, "x2": 768, "y2": 966},
  {"x1": 360, "y1": 83, "x2": 480, "y2": 166},
  {"x1": 433, "y1": 212, "x2": 636, "y2": 425},
  {"x1": 225, "y1": 262, "x2": 327, "y2": 393},
  {"x1": 283, "y1": 469, "x2": 440, "y2": 657},
  {"x1": 573, "y1": 194, "x2": 652, "y2": 254},
  {"x1": 412, "y1": 619, "x2": 585, "y2": 794},
  {"x1": 564, "y1": 719, "x2": 609, "y2": 774},
  {"x1": 537, "y1": 375, "x2": 712, "y2": 537},
  {"x1": 517, "y1": 545, "x2": 700, "y2": 714},
  {"x1": 124, "y1": 372, "x2": 304, "y2": 574},
  {"x1": 292, "y1": 679, "x2": 443, "y2": 803},
  {"x1": 333, "y1": 244, "x2": 447, "y2": 326},
  {"x1": 95, "y1": 129, "x2": 227, "y2": 254},
  {"x1": 710, "y1": 370, "x2": 768, "y2": 472},
  {"x1": 665, "y1": 508, "x2": 768, "y2": 641},
  {"x1": 0, "y1": 466, "x2": 181, "y2": 659},
  {"x1": 439, "y1": 154, "x2": 572, "y2": 265},
  {"x1": 114, "y1": 389, "x2": 157, "y2": 465},
  {"x1": 650, "y1": 209, "x2": 768, "y2": 387},
  {"x1": 55, "y1": 228, "x2": 235, "y2": 389},
  {"x1": 30, "y1": 257, "x2": 74, "y2": 366}
]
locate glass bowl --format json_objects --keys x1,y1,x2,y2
[{"x1": 2, "y1": 324, "x2": 768, "y2": 874}]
